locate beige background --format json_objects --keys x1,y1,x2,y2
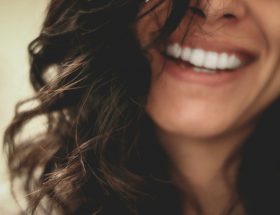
[{"x1": 0, "y1": 1, "x2": 47, "y2": 214}]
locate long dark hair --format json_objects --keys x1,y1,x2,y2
[
  {"x1": 4, "y1": 0, "x2": 280, "y2": 215},
  {"x1": 4, "y1": 0, "x2": 190, "y2": 214}
]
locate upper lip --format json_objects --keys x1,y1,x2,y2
[{"x1": 165, "y1": 36, "x2": 258, "y2": 62}]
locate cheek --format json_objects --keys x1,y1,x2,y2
[
  {"x1": 247, "y1": 1, "x2": 280, "y2": 48},
  {"x1": 254, "y1": 5, "x2": 280, "y2": 99},
  {"x1": 134, "y1": 2, "x2": 170, "y2": 48}
]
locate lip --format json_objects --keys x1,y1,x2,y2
[
  {"x1": 162, "y1": 56, "x2": 252, "y2": 86},
  {"x1": 155, "y1": 37, "x2": 258, "y2": 86}
]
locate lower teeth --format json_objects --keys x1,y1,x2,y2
[{"x1": 193, "y1": 67, "x2": 217, "y2": 73}]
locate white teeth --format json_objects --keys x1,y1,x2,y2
[
  {"x1": 217, "y1": 53, "x2": 228, "y2": 70},
  {"x1": 204, "y1": 52, "x2": 219, "y2": 70},
  {"x1": 193, "y1": 67, "x2": 216, "y2": 73},
  {"x1": 166, "y1": 43, "x2": 182, "y2": 58},
  {"x1": 189, "y1": 49, "x2": 205, "y2": 67},
  {"x1": 166, "y1": 43, "x2": 243, "y2": 71},
  {"x1": 227, "y1": 55, "x2": 241, "y2": 69},
  {"x1": 181, "y1": 47, "x2": 192, "y2": 62}
]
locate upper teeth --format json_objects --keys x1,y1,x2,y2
[{"x1": 166, "y1": 43, "x2": 243, "y2": 70}]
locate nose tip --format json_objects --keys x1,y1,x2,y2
[{"x1": 190, "y1": 0, "x2": 246, "y2": 24}]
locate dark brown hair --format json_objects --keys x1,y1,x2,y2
[
  {"x1": 4, "y1": 0, "x2": 280, "y2": 215},
  {"x1": 4, "y1": 0, "x2": 190, "y2": 214}
]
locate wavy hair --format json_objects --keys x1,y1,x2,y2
[
  {"x1": 4, "y1": 0, "x2": 190, "y2": 214},
  {"x1": 4, "y1": 0, "x2": 280, "y2": 215}
]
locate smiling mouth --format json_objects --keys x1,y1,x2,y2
[{"x1": 162, "y1": 42, "x2": 256, "y2": 74}]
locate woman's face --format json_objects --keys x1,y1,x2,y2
[{"x1": 136, "y1": 0, "x2": 280, "y2": 140}]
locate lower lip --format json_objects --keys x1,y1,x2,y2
[{"x1": 164, "y1": 58, "x2": 250, "y2": 86}]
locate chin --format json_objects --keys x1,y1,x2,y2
[{"x1": 146, "y1": 104, "x2": 242, "y2": 140}]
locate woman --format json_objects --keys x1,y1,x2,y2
[{"x1": 4, "y1": 0, "x2": 280, "y2": 214}]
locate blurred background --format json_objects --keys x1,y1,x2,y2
[{"x1": 0, "y1": 1, "x2": 47, "y2": 214}]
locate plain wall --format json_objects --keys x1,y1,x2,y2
[{"x1": 0, "y1": 1, "x2": 47, "y2": 214}]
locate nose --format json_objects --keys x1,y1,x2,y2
[{"x1": 190, "y1": 0, "x2": 246, "y2": 25}]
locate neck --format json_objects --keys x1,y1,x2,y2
[{"x1": 156, "y1": 125, "x2": 255, "y2": 215}]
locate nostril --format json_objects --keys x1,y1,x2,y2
[
  {"x1": 190, "y1": 6, "x2": 206, "y2": 18},
  {"x1": 223, "y1": 13, "x2": 236, "y2": 19}
]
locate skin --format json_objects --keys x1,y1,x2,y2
[{"x1": 136, "y1": 0, "x2": 280, "y2": 214}]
